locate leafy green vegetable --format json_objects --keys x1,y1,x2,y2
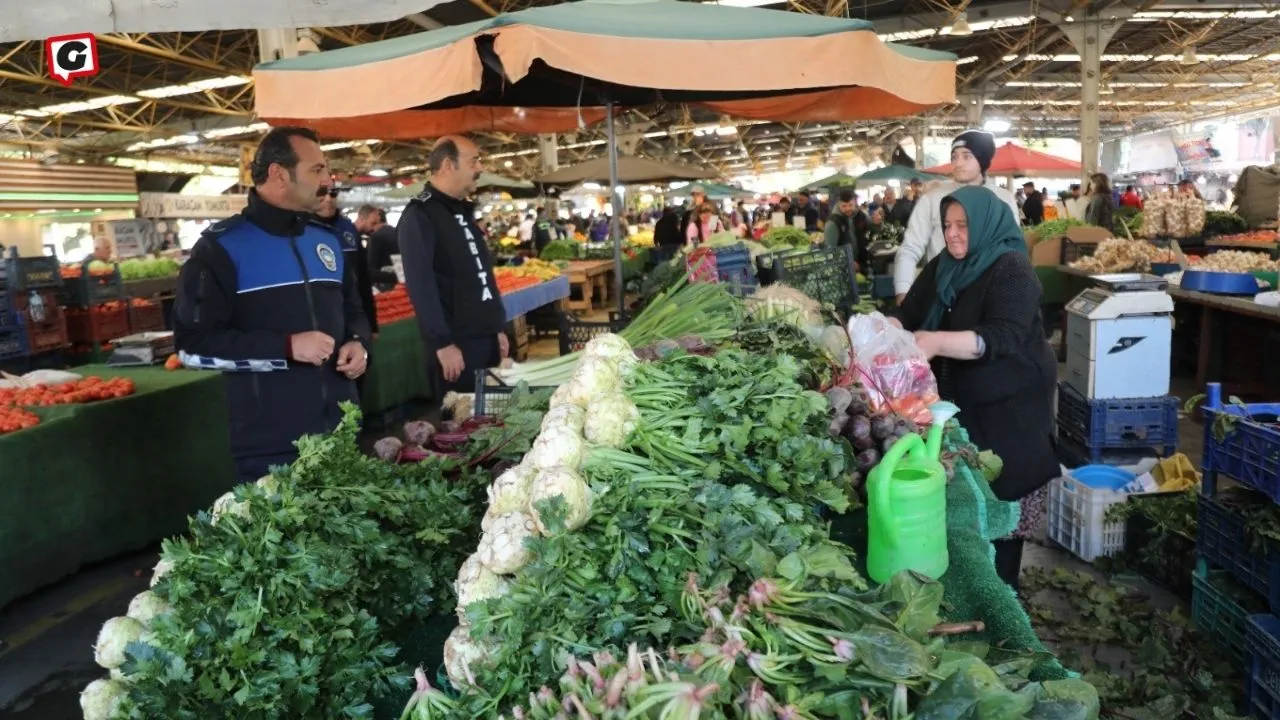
[
  {"x1": 118, "y1": 407, "x2": 488, "y2": 719},
  {"x1": 1029, "y1": 218, "x2": 1089, "y2": 240},
  {"x1": 1204, "y1": 210, "x2": 1249, "y2": 237},
  {"x1": 539, "y1": 240, "x2": 578, "y2": 261},
  {"x1": 761, "y1": 225, "x2": 812, "y2": 249}
]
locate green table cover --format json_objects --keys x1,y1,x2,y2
[
  {"x1": 0, "y1": 365, "x2": 236, "y2": 609},
  {"x1": 361, "y1": 318, "x2": 432, "y2": 416}
]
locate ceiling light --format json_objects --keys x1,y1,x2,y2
[
  {"x1": 983, "y1": 119, "x2": 1012, "y2": 133},
  {"x1": 137, "y1": 75, "x2": 250, "y2": 99},
  {"x1": 503, "y1": 160, "x2": 513, "y2": 168},
  {"x1": 950, "y1": 12, "x2": 973, "y2": 36},
  {"x1": 1181, "y1": 46, "x2": 1198, "y2": 65}
]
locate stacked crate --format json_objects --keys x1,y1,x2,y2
[
  {"x1": 62, "y1": 258, "x2": 128, "y2": 363},
  {"x1": 1055, "y1": 381, "x2": 1180, "y2": 466},
  {"x1": 0, "y1": 251, "x2": 68, "y2": 364},
  {"x1": 1191, "y1": 383, "x2": 1280, "y2": 717}
]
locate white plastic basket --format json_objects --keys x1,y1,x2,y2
[{"x1": 1045, "y1": 473, "x2": 1127, "y2": 562}]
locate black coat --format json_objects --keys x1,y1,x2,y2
[{"x1": 890, "y1": 252, "x2": 1058, "y2": 500}]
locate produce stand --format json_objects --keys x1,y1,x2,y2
[
  {"x1": 0, "y1": 365, "x2": 235, "y2": 609},
  {"x1": 563, "y1": 259, "x2": 615, "y2": 312},
  {"x1": 361, "y1": 277, "x2": 572, "y2": 417}
]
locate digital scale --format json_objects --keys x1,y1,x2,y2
[
  {"x1": 106, "y1": 331, "x2": 175, "y2": 367},
  {"x1": 1064, "y1": 273, "x2": 1174, "y2": 400}
]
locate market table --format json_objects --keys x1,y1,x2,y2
[
  {"x1": 563, "y1": 260, "x2": 615, "y2": 312},
  {"x1": 1056, "y1": 265, "x2": 1280, "y2": 394},
  {"x1": 360, "y1": 277, "x2": 572, "y2": 416},
  {"x1": 0, "y1": 365, "x2": 236, "y2": 609}
]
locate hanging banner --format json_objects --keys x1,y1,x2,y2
[
  {"x1": 1236, "y1": 118, "x2": 1276, "y2": 164},
  {"x1": 92, "y1": 219, "x2": 159, "y2": 259},
  {"x1": 1125, "y1": 132, "x2": 1179, "y2": 173},
  {"x1": 138, "y1": 193, "x2": 247, "y2": 219}
]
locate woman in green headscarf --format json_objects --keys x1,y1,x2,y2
[{"x1": 889, "y1": 185, "x2": 1058, "y2": 591}]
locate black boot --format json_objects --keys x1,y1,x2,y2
[{"x1": 993, "y1": 538, "x2": 1025, "y2": 593}]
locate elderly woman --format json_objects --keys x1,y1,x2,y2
[{"x1": 888, "y1": 185, "x2": 1058, "y2": 591}]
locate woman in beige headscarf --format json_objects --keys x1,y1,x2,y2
[{"x1": 684, "y1": 201, "x2": 724, "y2": 248}]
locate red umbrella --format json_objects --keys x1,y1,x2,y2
[{"x1": 925, "y1": 142, "x2": 1082, "y2": 179}]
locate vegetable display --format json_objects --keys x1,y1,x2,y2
[
  {"x1": 539, "y1": 240, "x2": 579, "y2": 261},
  {"x1": 0, "y1": 375, "x2": 136, "y2": 435},
  {"x1": 760, "y1": 226, "x2": 813, "y2": 250}
]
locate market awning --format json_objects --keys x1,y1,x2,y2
[
  {"x1": 534, "y1": 156, "x2": 716, "y2": 187},
  {"x1": 252, "y1": 0, "x2": 957, "y2": 138},
  {"x1": 666, "y1": 182, "x2": 756, "y2": 200},
  {"x1": 924, "y1": 142, "x2": 1082, "y2": 180}
]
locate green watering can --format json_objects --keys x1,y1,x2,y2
[{"x1": 866, "y1": 401, "x2": 960, "y2": 584}]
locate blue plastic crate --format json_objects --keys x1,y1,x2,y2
[
  {"x1": 1199, "y1": 492, "x2": 1280, "y2": 615},
  {"x1": 0, "y1": 326, "x2": 26, "y2": 360},
  {"x1": 1055, "y1": 433, "x2": 1173, "y2": 468},
  {"x1": 1249, "y1": 615, "x2": 1280, "y2": 719},
  {"x1": 1201, "y1": 382, "x2": 1280, "y2": 501},
  {"x1": 1056, "y1": 381, "x2": 1179, "y2": 452},
  {"x1": 1193, "y1": 567, "x2": 1266, "y2": 664}
]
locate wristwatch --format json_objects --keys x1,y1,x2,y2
[{"x1": 350, "y1": 334, "x2": 370, "y2": 359}]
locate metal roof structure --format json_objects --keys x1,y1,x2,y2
[{"x1": 0, "y1": 0, "x2": 1275, "y2": 182}]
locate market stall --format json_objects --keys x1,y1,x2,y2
[
  {"x1": 0, "y1": 366, "x2": 236, "y2": 609},
  {"x1": 360, "y1": 276, "x2": 571, "y2": 417}
]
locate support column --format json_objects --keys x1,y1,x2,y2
[
  {"x1": 913, "y1": 119, "x2": 927, "y2": 165},
  {"x1": 257, "y1": 29, "x2": 299, "y2": 63},
  {"x1": 958, "y1": 92, "x2": 987, "y2": 127},
  {"x1": 1059, "y1": 10, "x2": 1131, "y2": 182},
  {"x1": 537, "y1": 133, "x2": 559, "y2": 174}
]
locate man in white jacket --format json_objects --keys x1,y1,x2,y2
[{"x1": 893, "y1": 130, "x2": 1021, "y2": 303}]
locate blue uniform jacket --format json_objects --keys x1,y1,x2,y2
[{"x1": 172, "y1": 191, "x2": 371, "y2": 460}]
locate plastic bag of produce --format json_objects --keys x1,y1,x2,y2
[
  {"x1": 1142, "y1": 198, "x2": 1166, "y2": 238},
  {"x1": 846, "y1": 312, "x2": 939, "y2": 424}
]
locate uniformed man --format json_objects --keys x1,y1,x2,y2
[
  {"x1": 315, "y1": 190, "x2": 377, "y2": 343},
  {"x1": 398, "y1": 135, "x2": 508, "y2": 396},
  {"x1": 173, "y1": 126, "x2": 372, "y2": 484},
  {"x1": 531, "y1": 205, "x2": 555, "y2": 254}
]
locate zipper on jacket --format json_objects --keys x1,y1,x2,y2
[{"x1": 288, "y1": 234, "x2": 329, "y2": 407}]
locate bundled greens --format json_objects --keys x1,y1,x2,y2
[
  {"x1": 107, "y1": 408, "x2": 488, "y2": 719},
  {"x1": 539, "y1": 240, "x2": 578, "y2": 261},
  {"x1": 496, "y1": 277, "x2": 743, "y2": 387}
]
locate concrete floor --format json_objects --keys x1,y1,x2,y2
[{"x1": 0, "y1": 351, "x2": 1212, "y2": 718}]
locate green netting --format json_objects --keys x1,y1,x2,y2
[{"x1": 939, "y1": 423, "x2": 1070, "y2": 680}]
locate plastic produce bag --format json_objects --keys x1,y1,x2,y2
[{"x1": 846, "y1": 312, "x2": 939, "y2": 424}]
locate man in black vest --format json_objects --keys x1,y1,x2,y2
[{"x1": 398, "y1": 135, "x2": 508, "y2": 396}]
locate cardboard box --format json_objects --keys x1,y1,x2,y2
[{"x1": 1027, "y1": 226, "x2": 1112, "y2": 267}]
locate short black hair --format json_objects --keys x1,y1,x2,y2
[
  {"x1": 837, "y1": 189, "x2": 855, "y2": 203},
  {"x1": 429, "y1": 139, "x2": 460, "y2": 173},
  {"x1": 250, "y1": 126, "x2": 320, "y2": 186},
  {"x1": 1023, "y1": 181, "x2": 1036, "y2": 189}
]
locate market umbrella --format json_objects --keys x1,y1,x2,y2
[
  {"x1": 382, "y1": 172, "x2": 538, "y2": 199},
  {"x1": 253, "y1": 0, "x2": 957, "y2": 316},
  {"x1": 666, "y1": 182, "x2": 755, "y2": 201},
  {"x1": 924, "y1": 142, "x2": 1081, "y2": 179},
  {"x1": 855, "y1": 165, "x2": 949, "y2": 186},
  {"x1": 535, "y1": 156, "x2": 715, "y2": 187},
  {"x1": 798, "y1": 172, "x2": 858, "y2": 192}
]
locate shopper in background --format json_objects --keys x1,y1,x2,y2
[
  {"x1": 1085, "y1": 173, "x2": 1116, "y2": 231},
  {"x1": 173, "y1": 126, "x2": 371, "y2": 484},
  {"x1": 685, "y1": 201, "x2": 724, "y2": 247},
  {"x1": 679, "y1": 185, "x2": 710, "y2": 238},
  {"x1": 1060, "y1": 184, "x2": 1087, "y2": 221},
  {"x1": 653, "y1": 206, "x2": 683, "y2": 263},
  {"x1": 1120, "y1": 185, "x2": 1144, "y2": 210},
  {"x1": 398, "y1": 135, "x2": 508, "y2": 397},
  {"x1": 888, "y1": 185, "x2": 1057, "y2": 591},
  {"x1": 893, "y1": 130, "x2": 1021, "y2": 304},
  {"x1": 823, "y1": 188, "x2": 870, "y2": 272},
  {"x1": 356, "y1": 205, "x2": 400, "y2": 290},
  {"x1": 315, "y1": 190, "x2": 377, "y2": 347},
  {"x1": 794, "y1": 191, "x2": 820, "y2": 231},
  {"x1": 518, "y1": 213, "x2": 535, "y2": 244},
  {"x1": 1020, "y1": 182, "x2": 1044, "y2": 226}
]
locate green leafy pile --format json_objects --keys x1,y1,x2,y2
[
  {"x1": 1204, "y1": 210, "x2": 1249, "y2": 237},
  {"x1": 1022, "y1": 567, "x2": 1247, "y2": 719},
  {"x1": 119, "y1": 257, "x2": 181, "y2": 281},
  {"x1": 118, "y1": 407, "x2": 488, "y2": 720},
  {"x1": 413, "y1": 570, "x2": 1099, "y2": 719},
  {"x1": 539, "y1": 240, "x2": 578, "y2": 261},
  {"x1": 623, "y1": 348, "x2": 852, "y2": 511},
  {"x1": 1028, "y1": 218, "x2": 1090, "y2": 240},
  {"x1": 761, "y1": 225, "x2": 812, "y2": 250}
]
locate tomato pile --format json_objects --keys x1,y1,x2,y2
[
  {"x1": 494, "y1": 270, "x2": 541, "y2": 294},
  {"x1": 375, "y1": 286, "x2": 415, "y2": 325},
  {"x1": 0, "y1": 376, "x2": 137, "y2": 435}
]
